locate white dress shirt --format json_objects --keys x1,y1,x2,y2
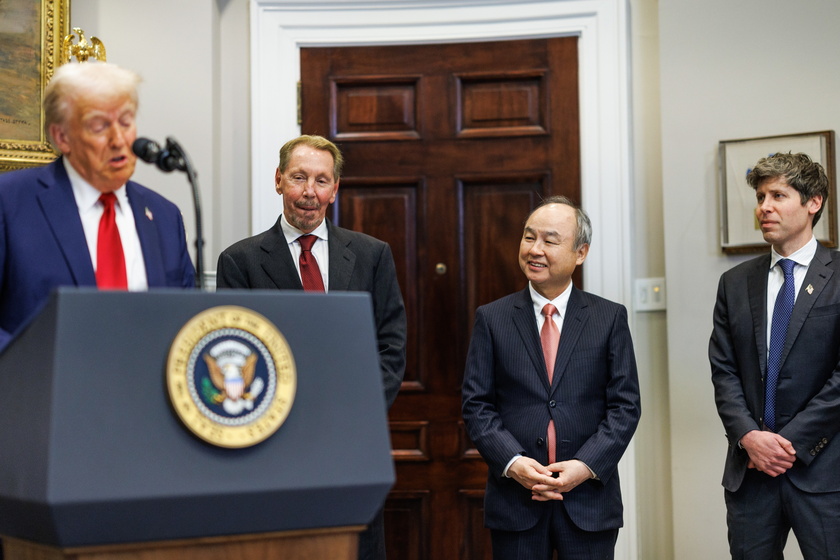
[
  {"x1": 765, "y1": 236, "x2": 817, "y2": 350},
  {"x1": 65, "y1": 159, "x2": 148, "y2": 291}
]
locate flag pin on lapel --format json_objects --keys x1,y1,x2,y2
[
  {"x1": 145, "y1": 207, "x2": 154, "y2": 221},
  {"x1": 806, "y1": 284, "x2": 814, "y2": 295}
]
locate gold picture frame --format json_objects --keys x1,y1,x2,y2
[
  {"x1": 0, "y1": 0, "x2": 69, "y2": 172},
  {"x1": 719, "y1": 130, "x2": 837, "y2": 254}
]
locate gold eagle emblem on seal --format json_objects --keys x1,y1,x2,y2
[{"x1": 166, "y1": 306, "x2": 296, "y2": 448}]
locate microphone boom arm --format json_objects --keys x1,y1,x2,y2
[{"x1": 132, "y1": 136, "x2": 206, "y2": 290}]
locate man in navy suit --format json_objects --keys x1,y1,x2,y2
[
  {"x1": 216, "y1": 134, "x2": 406, "y2": 560},
  {"x1": 710, "y1": 152, "x2": 840, "y2": 559},
  {"x1": 462, "y1": 196, "x2": 641, "y2": 559},
  {"x1": 0, "y1": 62, "x2": 195, "y2": 352}
]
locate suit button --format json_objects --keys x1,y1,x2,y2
[
  {"x1": 811, "y1": 449, "x2": 817, "y2": 456},
  {"x1": 536, "y1": 438, "x2": 545, "y2": 447},
  {"x1": 823, "y1": 438, "x2": 829, "y2": 444},
  {"x1": 549, "y1": 400, "x2": 556, "y2": 408}
]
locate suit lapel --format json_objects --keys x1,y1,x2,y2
[
  {"x1": 259, "y1": 218, "x2": 303, "y2": 289},
  {"x1": 35, "y1": 159, "x2": 96, "y2": 285},
  {"x1": 126, "y1": 183, "x2": 166, "y2": 286},
  {"x1": 512, "y1": 289, "x2": 548, "y2": 389},
  {"x1": 552, "y1": 287, "x2": 588, "y2": 391},
  {"x1": 327, "y1": 222, "x2": 356, "y2": 291},
  {"x1": 747, "y1": 255, "x2": 771, "y2": 376},
  {"x1": 780, "y1": 244, "x2": 833, "y2": 368}
]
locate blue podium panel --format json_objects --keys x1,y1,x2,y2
[{"x1": 0, "y1": 288, "x2": 393, "y2": 547}]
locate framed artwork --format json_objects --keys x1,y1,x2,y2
[
  {"x1": 719, "y1": 130, "x2": 837, "y2": 254},
  {"x1": 0, "y1": 0, "x2": 69, "y2": 172}
]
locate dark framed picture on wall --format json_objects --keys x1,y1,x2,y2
[
  {"x1": 0, "y1": 0, "x2": 68, "y2": 172},
  {"x1": 719, "y1": 130, "x2": 837, "y2": 254}
]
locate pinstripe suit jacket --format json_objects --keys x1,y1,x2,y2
[
  {"x1": 461, "y1": 286, "x2": 641, "y2": 533},
  {"x1": 710, "y1": 243, "x2": 840, "y2": 493}
]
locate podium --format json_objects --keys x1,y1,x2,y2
[{"x1": 0, "y1": 288, "x2": 394, "y2": 559}]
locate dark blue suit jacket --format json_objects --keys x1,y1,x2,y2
[
  {"x1": 462, "y1": 287, "x2": 641, "y2": 533},
  {"x1": 710, "y1": 243, "x2": 840, "y2": 493},
  {"x1": 0, "y1": 158, "x2": 195, "y2": 350}
]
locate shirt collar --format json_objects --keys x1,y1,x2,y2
[
  {"x1": 63, "y1": 157, "x2": 129, "y2": 212},
  {"x1": 528, "y1": 281, "x2": 573, "y2": 318},
  {"x1": 280, "y1": 214, "x2": 330, "y2": 245},
  {"x1": 770, "y1": 236, "x2": 817, "y2": 269}
]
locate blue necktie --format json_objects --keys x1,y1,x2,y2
[{"x1": 765, "y1": 258, "x2": 796, "y2": 432}]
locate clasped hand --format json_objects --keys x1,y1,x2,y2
[
  {"x1": 741, "y1": 429, "x2": 796, "y2": 477},
  {"x1": 508, "y1": 457, "x2": 592, "y2": 501}
]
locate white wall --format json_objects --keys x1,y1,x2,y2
[{"x1": 660, "y1": 1, "x2": 840, "y2": 558}]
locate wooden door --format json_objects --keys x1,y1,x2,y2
[{"x1": 301, "y1": 37, "x2": 580, "y2": 560}]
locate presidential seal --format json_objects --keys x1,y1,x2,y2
[{"x1": 166, "y1": 306, "x2": 296, "y2": 448}]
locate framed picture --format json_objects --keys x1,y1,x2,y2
[
  {"x1": 719, "y1": 130, "x2": 837, "y2": 254},
  {"x1": 0, "y1": 0, "x2": 69, "y2": 172}
]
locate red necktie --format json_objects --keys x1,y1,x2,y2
[
  {"x1": 298, "y1": 235, "x2": 325, "y2": 292},
  {"x1": 541, "y1": 303, "x2": 559, "y2": 463},
  {"x1": 96, "y1": 193, "x2": 128, "y2": 290}
]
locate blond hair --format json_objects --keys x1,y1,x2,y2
[{"x1": 44, "y1": 62, "x2": 141, "y2": 149}]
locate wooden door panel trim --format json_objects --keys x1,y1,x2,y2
[
  {"x1": 389, "y1": 421, "x2": 431, "y2": 462},
  {"x1": 457, "y1": 420, "x2": 484, "y2": 461},
  {"x1": 455, "y1": 69, "x2": 549, "y2": 138},
  {"x1": 330, "y1": 75, "x2": 422, "y2": 141}
]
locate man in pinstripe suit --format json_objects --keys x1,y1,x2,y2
[{"x1": 462, "y1": 196, "x2": 641, "y2": 559}]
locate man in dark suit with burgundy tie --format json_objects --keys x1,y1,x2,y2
[
  {"x1": 710, "y1": 152, "x2": 840, "y2": 559},
  {"x1": 215, "y1": 134, "x2": 406, "y2": 560},
  {"x1": 0, "y1": 62, "x2": 195, "y2": 353},
  {"x1": 461, "y1": 196, "x2": 641, "y2": 560}
]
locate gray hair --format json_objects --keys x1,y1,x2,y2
[
  {"x1": 529, "y1": 195, "x2": 592, "y2": 250},
  {"x1": 278, "y1": 134, "x2": 344, "y2": 181}
]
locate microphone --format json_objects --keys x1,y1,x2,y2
[
  {"x1": 132, "y1": 136, "x2": 206, "y2": 290},
  {"x1": 132, "y1": 137, "x2": 184, "y2": 173}
]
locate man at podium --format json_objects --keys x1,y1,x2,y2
[
  {"x1": 216, "y1": 134, "x2": 407, "y2": 560},
  {"x1": 0, "y1": 62, "x2": 195, "y2": 352}
]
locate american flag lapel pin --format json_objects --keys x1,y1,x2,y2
[
  {"x1": 806, "y1": 284, "x2": 814, "y2": 295},
  {"x1": 145, "y1": 207, "x2": 154, "y2": 221}
]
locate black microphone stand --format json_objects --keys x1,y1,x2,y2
[
  {"x1": 166, "y1": 138, "x2": 206, "y2": 291},
  {"x1": 133, "y1": 137, "x2": 206, "y2": 290}
]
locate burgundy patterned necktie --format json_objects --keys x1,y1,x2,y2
[
  {"x1": 541, "y1": 303, "x2": 559, "y2": 463},
  {"x1": 298, "y1": 235, "x2": 325, "y2": 292},
  {"x1": 96, "y1": 193, "x2": 128, "y2": 290}
]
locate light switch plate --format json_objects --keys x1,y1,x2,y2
[{"x1": 634, "y1": 277, "x2": 666, "y2": 312}]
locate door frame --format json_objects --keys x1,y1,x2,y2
[{"x1": 249, "y1": 2, "x2": 636, "y2": 557}]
